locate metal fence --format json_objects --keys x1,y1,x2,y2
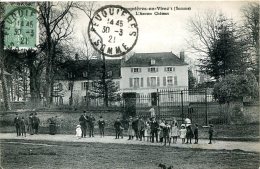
[{"x1": 122, "y1": 88, "x2": 223, "y2": 125}]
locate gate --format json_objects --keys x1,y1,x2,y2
[{"x1": 123, "y1": 89, "x2": 215, "y2": 125}]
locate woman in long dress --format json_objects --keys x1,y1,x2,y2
[{"x1": 127, "y1": 116, "x2": 134, "y2": 140}]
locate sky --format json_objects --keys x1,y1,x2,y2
[{"x1": 73, "y1": 1, "x2": 252, "y2": 60}]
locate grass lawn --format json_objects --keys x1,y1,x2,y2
[{"x1": 1, "y1": 140, "x2": 259, "y2": 169}]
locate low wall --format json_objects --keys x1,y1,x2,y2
[{"x1": 0, "y1": 110, "x2": 122, "y2": 135}]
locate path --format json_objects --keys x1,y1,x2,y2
[{"x1": 0, "y1": 133, "x2": 259, "y2": 153}]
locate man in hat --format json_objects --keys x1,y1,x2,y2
[
  {"x1": 150, "y1": 117, "x2": 159, "y2": 143},
  {"x1": 79, "y1": 111, "x2": 88, "y2": 138},
  {"x1": 208, "y1": 124, "x2": 214, "y2": 144},
  {"x1": 14, "y1": 113, "x2": 21, "y2": 136},
  {"x1": 88, "y1": 114, "x2": 95, "y2": 137},
  {"x1": 32, "y1": 112, "x2": 40, "y2": 134}
]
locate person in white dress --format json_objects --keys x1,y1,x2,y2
[
  {"x1": 76, "y1": 125, "x2": 82, "y2": 139},
  {"x1": 169, "y1": 120, "x2": 179, "y2": 144},
  {"x1": 180, "y1": 124, "x2": 187, "y2": 144}
]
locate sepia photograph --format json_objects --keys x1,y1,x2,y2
[{"x1": 0, "y1": 1, "x2": 259, "y2": 169}]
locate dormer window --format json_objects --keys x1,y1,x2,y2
[
  {"x1": 83, "y1": 71, "x2": 88, "y2": 77},
  {"x1": 68, "y1": 72, "x2": 73, "y2": 78},
  {"x1": 151, "y1": 59, "x2": 155, "y2": 65}
]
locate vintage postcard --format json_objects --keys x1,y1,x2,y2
[{"x1": 0, "y1": 1, "x2": 259, "y2": 169}]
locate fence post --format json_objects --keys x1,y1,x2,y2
[
  {"x1": 157, "y1": 89, "x2": 160, "y2": 120},
  {"x1": 205, "y1": 88, "x2": 208, "y2": 126},
  {"x1": 181, "y1": 90, "x2": 184, "y2": 123}
]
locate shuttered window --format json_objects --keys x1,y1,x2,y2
[
  {"x1": 129, "y1": 78, "x2": 133, "y2": 87},
  {"x1": 163, "y1": 77, "x2": 166, "y2": 86},
  {"x1": 148, "y1": 67, "x2": 158, "y2": 73},
  {"x1": 174, "y1": 76, "x2": 178, "y2": 85},
  {"x1": 157, "y1": 77, "x2": 160, "y2": 86},
  {"x1": 141, "y1": 78, "x2": 143, "y2": 87},
  {"x1": 147, "y1": 77, "x2": 150, "y2": 87}
]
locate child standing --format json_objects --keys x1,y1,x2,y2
[
  {"x1": 208, "y1": 124, "x2": 214, "y2": 144},
  {"x1": 144, "y1": 119, "x2": 151, "y2": 142},
  {"x1": 98, "y1": 116, "x2": 105, "y2": 137},
  {"x1": 76, "y1": 125, "x2": 82, "y2": 139},
  {"x1": 163, "y1": 122, "x2": 171, "y2": 146},
  {"x1": 20, "y1": 117, "x2": 26, "y2": 137},
  {"x1": 170, "y1": 120, "x2": 179, "y2": 144},
  {"x1": 194, "y1": 124, "x2": 199, "y2": 144},
  {"x1": 158, "y1": 119, "x2": 165, "y2": 143},
  {"x1": 114, "y1": 117, "x2": 122, "y2": 139},
  {"x1": 180, "y1": 124, "x2": 187, "y2": 144}
]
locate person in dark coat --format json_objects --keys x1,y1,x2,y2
[
  {"x1": 114, "y1": 117, "x2": 122, "y2": 139},
  {"x1": 20, "y1": 117, "x2": 26, "y2": 137},
  {"x1": 28, "y1": 113, "x2": 34, "y2": 135},
  {"x1": 98, "y1": 116, "x2": 105, "y2": 137},
  {"x1": 14, "y1": 113, "x2": 21, "y2": 136},
  {"x1": 88, "y1": 114, "x2": 95, "y2": 137},
  {"x1": 185, "y1": 125, "x2": 194, "y2": 144},
  {"x1": 32, "y1": 112, "x2": 40, "y2": 134},
  {"x1": 194, "y1": 124, "x2": 199, "y2": 144},
  {"x1": 138, "y1": 117, "x2": 145, "y2": 141},
  {"x1": 132, "y1": 116, "x2": 139, "y2": 140},
  {"x1": 208, "y1": 124, "x2": 214, "y2": 144},
  {"x1": 150, "y1": 117, "x2": 159, "y2": 143},
  {"x1": 79, "y1": 111, "x2": 88, "y2": 138}
]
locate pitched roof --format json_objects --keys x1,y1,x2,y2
[
  {"x1": 55, "y1": 59, "x2": 121, "y2": 81},
  {"x1": 122, "y1": 52, "x2": 188, "y2": 67}
]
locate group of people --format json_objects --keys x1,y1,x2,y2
[
  {"x1": 13, "y1": 112, "x2": 40, "y2": 137},
  {"x1": 76, "y1": 111, "x2": 105, "y2": 138},
  {"x1": 125, "y1": 116, "x2": 214, "y2": 146},
  {"x1": 75, "y1": 111, "x2": 214, "y2": 145}
]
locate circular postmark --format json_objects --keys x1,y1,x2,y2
[{"x1": 88, "y1": 5, "x2": 138, "y2": 57}]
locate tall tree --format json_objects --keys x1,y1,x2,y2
[
  {"x1": 189, "y1": 13, "x2": 249, "y2": 80},
  {"x1": 0, "y1": 2, "x2": 11, "y2": 110},
  {"x1": 241, "y1": 2, "x2": 259, "y2": 82},
  {"x1": 74, "y1": 2, "x2": 110, "y2": 106},
  {"x1": 204, "y1": 16, "x2": 249, "y2": 79},
  {"x1": 38, "y1": 1, "x2": 74, "y2": 105}
]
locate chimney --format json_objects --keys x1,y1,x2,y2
[
  {"x1": 75, "y1": 53, "x2": 79, "y2": 61},
  {"x1": 180, "y1": 51, "x2": 185, "y2": 62}
]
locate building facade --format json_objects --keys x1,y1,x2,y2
[
  {"x1": 120, "y1": 52, "x2": 189, "y2": 95},
  {"x1": 53, "y1": 59, "x2": 121, "y2": 106}
]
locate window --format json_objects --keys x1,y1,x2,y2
[
  {"x1": 165, "y1": 67, "x2": 175, "y2": 72},
  {"x1": 68, "y1": 72, "x2": 73, "y2": 78},
  {"x1": 167, "y1": 76, "x2": 173, "y2": 86},
  {"x1": 58, "y1": 83, "x2": 63, "y2": 90},
  {"x1": 151, "y1": 59, "x2": 156, "y2": 65},
  {"x1": 147, "y1": 77, "x2": 160, "y2": 87},
  {"x1": 129, "y1": 78, "x2": 143, "y2": 88},
  {"x1": 133, "y1": 78, "x2": 139, "y2": 88},
  {"x1": 131, "y1": 67, "x2": 141, "y2": 73},
  {"x1": 163, "y1": 76, "x2": 177, "y2": 86},
  {"x1": 82, "y1": 71, "x2": 88, "y2": 77},
  {"x1": 81, "y1": 82, "x2": 88, "y2": 90},
  {"x1": 148, "y1": 67, "x2": 158, "y2": 73}
]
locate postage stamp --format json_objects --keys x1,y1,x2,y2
[{"x1": 88, "y1": 5, "x2": 138, "y2": 57}]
